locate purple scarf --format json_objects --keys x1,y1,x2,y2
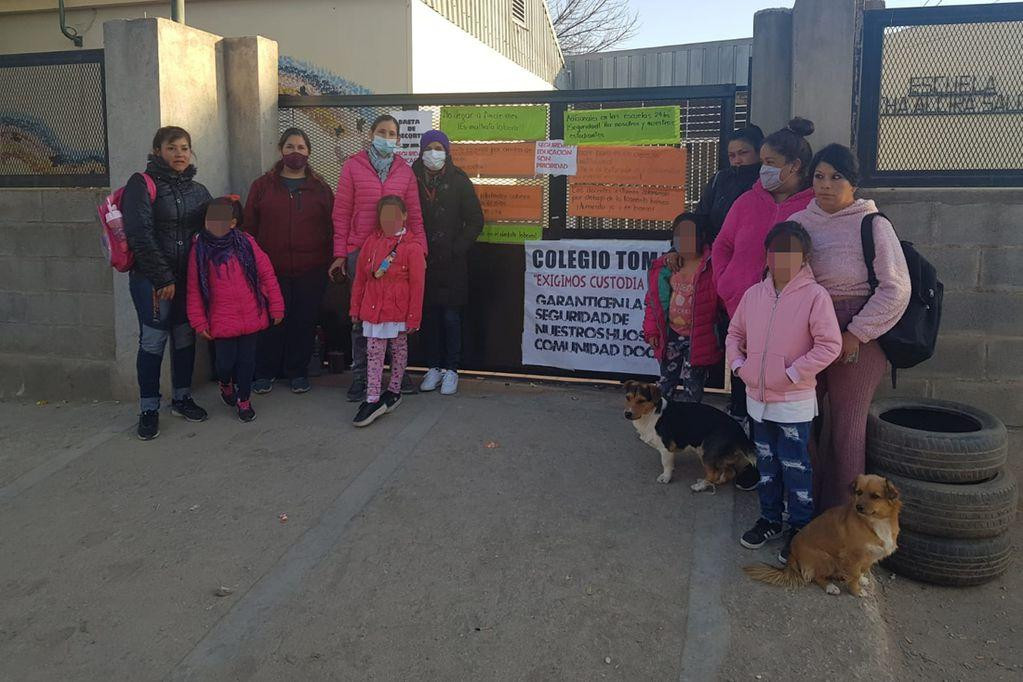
[{"x1": 194, "y1": 229, "x2": 266, "y2": 315}]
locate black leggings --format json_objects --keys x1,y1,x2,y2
[
  {"x1": 729, "y1": 373, "x2": 748, "y2": 418},
  {"x1": 215, "y1": 333, "x2": 258, "y2": 402}
]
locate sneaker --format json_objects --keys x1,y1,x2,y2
[
  {"x1": 400, "y1": 373, "x2": 417, "y2": 395},
  {"x1": 171, "y1": 396, "x2": 208, "y2": 422},
  {"x1": 740, "y1": 518, "x2": 784, "y2": 549},
  {"x1": 219, "y1": 382, "x2": 236, "y2": 407},
  {"x1": 440, "y1": 369, "x2": 459, "y2": 395},
  {"x1": 353, "y1": 400, "x2": 387, "y2": 427},
  {"x1": 778, "y1": 528, "x2": 798, "y2": 565},
  {"x1": 347, "y1": 375, "x2": 367, "y2": 402},
  {"x1": 382, "y1": 390, "x2": 402, "y2": 412},
  {"x1": 252, "y1": 378, "x2": 274, "y2": 394},
  {"x1": 420, "y1": 367, "x2": 443, "y2": 392},
  {"x1": 733, "y1": 463, "x2": 760, "y2": 491},
  {"x1": 137, "y1": 410, "x2": 160, "y2": 440},
  {"x1": 237, "y1": 400, "x2": 256, "y2": 423},
  {"x1": 290, "y1": 376, "x2": 311, "y2": 394}
]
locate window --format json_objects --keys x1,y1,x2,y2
[{"x1": 512, "y1": 0, "x2": 527, "y2": 26}]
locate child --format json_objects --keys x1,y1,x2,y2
[
  {"x1": 726, "y1": 221, "x2": 842, "y2": 564},
  {"x1": 186, "y1": 197, "x2": 285, "y2": 422},
  {"x1": 350, "y1": 195, "x2": 426, "y2": 427},
  {"x1": 643, "y1": 213, "x2": 722, "y2": 404}
]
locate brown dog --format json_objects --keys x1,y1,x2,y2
[{"x1": 744, "y1": 474, "x2": 901, "y2": 595}]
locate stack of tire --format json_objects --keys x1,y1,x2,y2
[{"x1": 866, "y1": 398, "x2": 1017, "y2": 586}]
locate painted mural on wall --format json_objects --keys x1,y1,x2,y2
[{"x1": 1, "y1": 113, "x2": 106, "y2": 176}]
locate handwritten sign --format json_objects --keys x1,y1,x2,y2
[
  {"x1": 451, "y1": 142, "x2": 536, "y2": 177},
  {"x1": 569, "y1": 184, "x2": 684, "y2": 222},
  {"x1": 441, "y1": 105, "x2": 547, "y2": 142},
  {"x1": 564, "y1": 106, "x2": 681, "y2": 146},
  {"x1": 476, "y1": 223, "x2": 544, "y2": 244},
  {"x1": 476, "y1": 185, "x2": 544, "y2": 222},
  {"x1": 534, "y1": 140, "x2": 577, "y2": 176},
  {"x1": 390, "y1": 110, "x2": 433, "y2": 165},
  {"x1": 571, "y1": 146, "x2": 686, "y2": 187}
]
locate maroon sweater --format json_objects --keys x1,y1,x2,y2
[{"x1": 243, "y1": 164, "x2": 334, "y2": 277}]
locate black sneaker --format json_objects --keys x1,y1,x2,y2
[
  {"x1": 237, "y1": 400, "x2": 256, "y2": 423},
  {"x1": 353, "y1": 400, "x2": 387, "y2": 427},
  {"x1": 778, "y1": 528, "x2": 799, "y2": 565},
  {"x1": 734, "y1": 463, "x2": 760, "y2": 491},
  {"x1": 219, "y1": 383, "x2": 237, "y2": 407},
  {"x1": 399, "y1": 373, "x2": 417, "y2": 395},
  {"x1": 171, "y1": 396, "x2": 208, "y2": 422},
  {"x1": 290, "y1": 376, "x2": 311, "y2": 394},
  {"x1": 740, "y1": 518, "x2": 784, "y2": 549},
  {"x1": 381, "y1": 390, "x2": 402, "y2": 412},
  {"x1": 137, "y1": 410, "x2": 160, "y2": 441},
  {"x1": 252, "y1": 378, "x2": 274, "y2": 394},
  {"x1": 347, "y1": 375, "x2": 367, "y2": 402}
]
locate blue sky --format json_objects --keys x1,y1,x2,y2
[{"x1": 615, "y1": 0, "x2": 1007, "y2": 50}]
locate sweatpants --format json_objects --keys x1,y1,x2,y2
[
  {"x1": 366, "y1": 333, "x2": 409, "y2": 403},
  {"x1": 753, "y1": 419, "x2": 814, "y2": 528},
  {"x1": 215, "y1": 333, "x2": 258, "y2": 402}
]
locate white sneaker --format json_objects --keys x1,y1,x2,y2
[
  {"x1": 440, "y1": 369, "x2": 459, "y2": 395},
  {"x1": 420, "y1": 367, "x2": 443, "y2": 392}
]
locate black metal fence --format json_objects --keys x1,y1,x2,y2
[
  {"x1": 857, "y1": 3, "x2": 1023, "y2": 187},
  {"x1": 0, "y1": 49, "x2": 109, "y2": 188}
]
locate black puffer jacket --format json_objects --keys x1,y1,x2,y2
[
  {"x1": 122, "y1": 155, "x2": 212, "y2": 288},
  {"x1": 697, "y1": 162, "x2": 761, "y2": 239},
  {"x1": 412, "y1": 159, "x2": 484, "y2": 307}
]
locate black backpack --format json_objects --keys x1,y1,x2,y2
[{"x1": 861, "y1": 212, "x2": 943, "y2": 388}]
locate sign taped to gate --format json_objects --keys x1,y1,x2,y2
[
  {"x1": 441, "y1": 105, "x2": 547, "y2": 141},
  {"x1": 476, "y1": 185, "x2": 544, "y2": 222},
  {"x1": 571, "y1": 146, "x2": 686, "y2": 186},
  {"x1": 390, "y1": 110, "x2": 433, "y2": 165},
  {"x1": 524, "y1": 239, "x2": 667, "y2": 375},
  {"x1": 569, "y1": 184, "x2": 684, "y2": 221},
  {"x1": 563, "y1": 106, "x2": 681, "y2": 146},
  {"x1": 476, "y1": 223, "x2": 543, "y2": 244},
  {"x1": 451, "y1": 142, "x2": 536, "y2": 177}
]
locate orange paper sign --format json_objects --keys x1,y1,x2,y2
[
  {"x1": 451, "y1": 142, "x2": 536, "y2": 177},
  {"x1": 569, "y1": 184, "x2": 684, "y2": 222},
  {"x1": 477, "y1": 185, "x2": 544, "y2": 222},
  {"x1": 571, "y1": 146, "x2": 687, "y2": 186}
]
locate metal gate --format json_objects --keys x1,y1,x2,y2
[{"x1": 279, "y1": 85, "x2": 747, "y2": 382}]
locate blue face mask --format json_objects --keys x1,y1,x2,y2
[{"x1": 372, "y1": 135, "x2": 397, "y2": 156}]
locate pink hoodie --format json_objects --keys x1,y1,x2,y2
[
  {"x1": 726, "y1": 265, "x2": 842, "y2": 404},
  {"x1": 712, "y1": 181, "x2": 815, "y2": 316}
]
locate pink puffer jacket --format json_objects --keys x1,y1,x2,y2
[
  {"x1": 186, "y1": 232, "x2": 286, "y2": 339},
  {"x1": 332, "y1": 150, "x2": 426, "y2": 258}
]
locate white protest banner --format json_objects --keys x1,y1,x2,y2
[
  {"x1": 523, "y1": 239, "x2": 669, "y2": 375},
  {"x1": 390, "y1": 110, "x2": 433, "y2": 165},
  {"x1": 534, "y1": 139, "x2": 577, "y2": 176}
]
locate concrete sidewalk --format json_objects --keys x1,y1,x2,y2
[{"x1": 0, "y1": 378, "x2": 988, "y2": 680}]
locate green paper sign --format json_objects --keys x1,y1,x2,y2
[
  {"x1": 441, "y1": 106, "x2": 547, "y2": 142},
  {"x1": 563, "y1": 105, "x2": 681, "y2": 146},
  {"x1": 476, "y1": 223, "x2": 544, "y2": 245}
]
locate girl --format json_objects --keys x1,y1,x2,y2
[
  {"x1": 330, "y1": 114, "x2": 427, "y2": 402},
  {"x1": 349, "y1": 195, "x2": 426, "y2": 427},
  {"x1": 186, "y1": 197, "x2": 285, "y2": 423},
  {"x1": 713, "y1": 117, "x2": 817, "y2": 421},
  {"x1": 789, "y1": 144, "x2": 910, "y2": 511},
  {"x1": 726, "y1": 222, "x2": 842, "y2": 564},
  {"x1": 244, "y1": 127, "x2": 334, "y2": 395},
  {"x1": 123, "y1": 126, "x2": 212, "y2": 441}
]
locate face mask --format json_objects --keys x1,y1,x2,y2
[
  {"x1": 760, "y1": 164, "x2": 788, "y2": 191},
  {"x1": 282, "y1": 152, "x2": 309, "y2": 170},
  {"x1": 422, "y1": 149, "x2": 446, "y2": 171},
  {"x1": 372, "y1": 135, "x2": 397, "y2": 156}
]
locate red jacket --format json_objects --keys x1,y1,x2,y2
[
  {"x1": 186, "y1": 232, "x2": 286, "y2": 339},
  {"x1": 349, "y1": 230, "x2": 426, "y2": 330},
  {"x1": 243, "y1": 164, "x2": 334, "y2": 277},
  {"x1": 643, "y1": 249, "x2": 724, "y2": 367},
  {"x1": 332, "y1": 151, "x2": 426, "y2": 258}
]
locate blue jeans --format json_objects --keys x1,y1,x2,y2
[
  {"x1": 129, "y1": 271, "x2": 196, "y2": 411},
  {"x1": 752, "y1": 419, "x2": 814, "y2": 529},
  {"x1": 421, "y1": 305, "x2": 462, "y2": 370}
]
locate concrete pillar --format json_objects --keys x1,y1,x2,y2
[
  {"x1": 791, "y1": 0, "x2": 858, "y2": 148},
  {"x1": 750, "y1": 8, "x2": 793, "y2": 136},
  {"x1": 224, "y1": 36, "x2": 280, "y2": 201}
]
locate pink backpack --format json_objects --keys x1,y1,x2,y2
[{"x1": 98, "y1": 172, "x2": 157, "y2": 272}]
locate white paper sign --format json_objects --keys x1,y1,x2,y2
[
  {"x1": 390, "y1": 110, "x2": 433, "y2": 165},
  {"x1": 522, "y1": 239, "x2": 669, "y2": 375},
  {"x1": 534, "y1": 139, "x2": 577, "y2": 176}
]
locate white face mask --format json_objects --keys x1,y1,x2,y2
[
  {"x1": 422, "y1": 149, "x2": 446, "y2": 171},
  {"x1": 760, "y1": 163, "x2": 789, "y2": 191}
]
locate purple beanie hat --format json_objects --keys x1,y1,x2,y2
[{"x1": 419, "y1": 129, "x2": 451, "y2": 154}]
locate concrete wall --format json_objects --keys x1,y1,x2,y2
[
  {"x1": 749, "y1": 9, "x2": 792, "y2": 135},
  {"x1": 0, "y1": 188, "x2": 115, "y2": 399}
]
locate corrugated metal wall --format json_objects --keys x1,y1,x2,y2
[{"x1": 564, "y1": 39, "x2": 752, "y2": 89}]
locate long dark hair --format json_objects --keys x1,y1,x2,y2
[
  {"x1": 762, "y1": 220, "x2": 812, "y2": 278},
  {"x1": 370, "y1": 114, "x2": 400, "y2": 135},
  {"x1": 195, "y1": 197, "x2": 266, "y2": 315},
  {"x1": 672, "y1": 212, "x2": 713, "y2": 255},
  {"x1": 275, "y1": 126, "x2": 325, "y2": 183},
  {"x1": 809, "y1": 143, "x2": 861, "y2": 186},
  {"x1": 762, "y1": 117, "x2": 815, "y2": 186}
]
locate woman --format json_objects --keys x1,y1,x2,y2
[
  {"x1": 122, "y1": 126, "x2": 212, "y2": 441},
  {"x1": 411, "y1": 130, "x2": 484, "y2": 396},
  {"x1": 697, "y1": 125, "x2": 764, "y2": 239},
  {"x1": 712, "y1": 117, "x2": 817, "y2": 420},
  {"x1": 244, "y1": 127, "x2": 334, "y2": 395},
  {"x1": 329, "y1": 114, "x2": 426, "y2": 402},
  {"x1": 789, "y1": 144, "x2": 910, "y2": 511}
]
